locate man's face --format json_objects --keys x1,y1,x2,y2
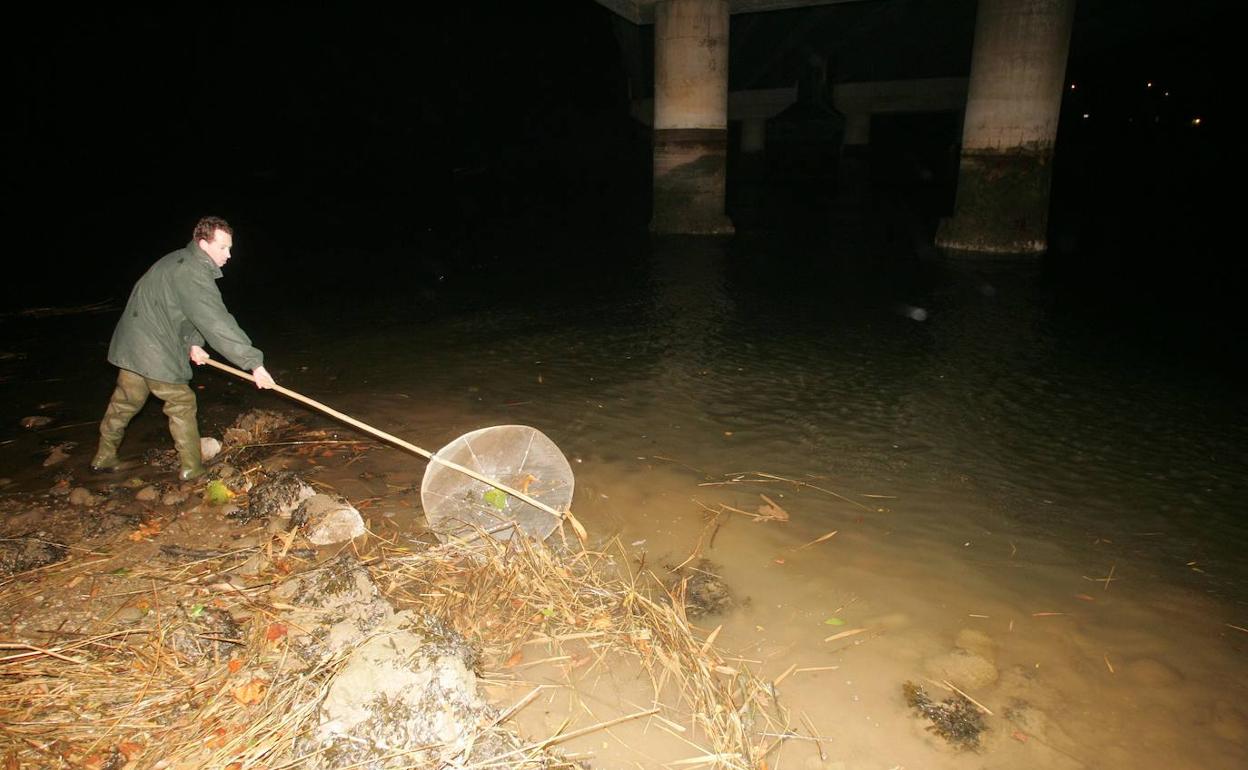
[{"x1": 200, "y1": 229, "x2": 233, "y2": 268}]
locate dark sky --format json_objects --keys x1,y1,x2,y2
[{"x1": 4, "y1": 0, "x2": 1232, "y2": 306}]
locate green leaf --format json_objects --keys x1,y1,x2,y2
[
  {"x1": 483, "y1": 489, "x2": 507, "y2": 510},
  {"x1": 823, "y1": 617, "x2": 846, "y2": 626},
  {"x1": 110, "y1": 567, "x2": 131, "y2": 576},
  {"x1": 541, "y1": 607, "x2": 556, "y2": 618},
  {"x1": 188, "y1": 604, "x2": 205, "y2": 618}
]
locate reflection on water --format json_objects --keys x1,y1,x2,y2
[{"x1": 2, "y1": 234, "x2": 1245, "y2": 768}]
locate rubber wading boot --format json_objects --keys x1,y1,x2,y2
[
  {"x1": 162, "y1": 387, "x2": 206, "y2": 482},
  {"x1": 93, "y1": 369, "x2": 151, "y2": 472}
]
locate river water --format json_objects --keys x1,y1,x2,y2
[{"x1": 2, "y1": 226, "x2": 1245, "y2": 768}]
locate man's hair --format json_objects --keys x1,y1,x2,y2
[{"x1": 193, "y1": 216, "x2": 233, "y2": 243}]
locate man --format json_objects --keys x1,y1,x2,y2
[{"x1": 91, "y1": 216, "x2": 277, "y2": 481}]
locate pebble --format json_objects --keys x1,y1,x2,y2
[
  {"x1": 162, "y1": 490, "x2": 189, "y2": 507},
  {"x1": 68, "y1": 487, "x2": 97, "y2": 506},
  {"x1": 136, "y1": 486, "x2": 159, "y2": 502},
  {"x1": 115, "y1": 607, "x2": 146, "y2": 624}
]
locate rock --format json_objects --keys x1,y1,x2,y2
[
  {"x1": 671, "y1": 558, "x2": 734, "y2": 618},
  {"x1": 135, "y1": 485, "x2": 160, "y2": 502},
  {"x1": 1124, "y1": 657, "x2": 1183, "y2": 687},
  {"x1": 924, "y1": 648, "x2": 999, "y2": 690},
  {"x1": 268, "y1": 553, "x2": 395, "y2": 665},
  {"x1": 294, "y1": 493, "x2": 366, "y2": 545},
  {"x1": 224, "y1": 409, "x2": 294, "y2": 447},
  {"x1": 19, "y1": 415, "x2": 53, "y2": 429},
  {"x1": 0, "y1": 531, "x2": 68, "y2": 576},
  {"x1": 68, "y1": 487, "x2": 98, "y2": 506},
  {"x1": 43, "y1": 443, "x2": 73, "y2": 467},
  {"x1": 200, "y1": 436, "x2": 222, "y2": 462},
  {"x1": 215, "y1": 463, "x2": 239, "y2": 479},
  {"x1": 114, "y1": 606, "x2": 147, "y2": 624},
  {"x1": 162, "y1": 490, "x2": 189, "y2": 507},
  {"x1": 305, "y1": 611, "x2": 489, "y2": 769},
  {"x1": 955, "y1": 628, "x2": 997, "y2": 661},
  {"x1": 168, "y1": 605, "x2": 244, "y2": 665},
  {"x1": 234, "y1": 471, "x2": 315, "y2": 523}
]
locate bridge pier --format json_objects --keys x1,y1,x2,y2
[
  {"x1": 936, "y1": 0, "x2": 1075, "y2": 258},
  {"x1": 651, "y1": 0, "x2": 734, "y2": 236}
]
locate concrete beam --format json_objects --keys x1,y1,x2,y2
[{"x1": 594, "y1": 0, "x2": 867, "y2": 25}]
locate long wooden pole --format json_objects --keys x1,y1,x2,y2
[{"x1": 204, "y1": 359, "x2": 587, "y2": 542}]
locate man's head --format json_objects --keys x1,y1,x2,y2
[{"x1": 193, "y1": 216, "x2": 234, "y2": 268}]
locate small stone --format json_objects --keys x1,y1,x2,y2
[
  {"x1": 136, "y1": 485, "x2": 159, "y2": 502},
  {"x1": 1125, "y1": 657, "x2": 1183, "y2": 687},
  {"x1": 43, "y1": 444, "x2": 72, "y2": 467},
  {"x1": 200, "y1": 437, "x2": 222, "y2": 462},
  {"x1": 924, "y1": 649, "x2": 999, "y2": 690},
  {"x1": 68, "y1": 487, "x2": 97, "y2": 506},
  {"x1": 115, "y1": 607, "x2": 146, "y2": 624},
  {"x1": 955, "y1": 628, "x2": 996, "y2": 661},
  {"x1": 162, "y1": 490, "x2": 189, "y2": 507}
]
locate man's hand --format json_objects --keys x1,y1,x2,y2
[
  {"x1": 189, "y1": 345, "x2": 210, "y2": 365},
  {"x1": 252, "y1": 365, "x2": 277, "y2": 389}
]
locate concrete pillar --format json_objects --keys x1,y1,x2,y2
[
  {"x1": 741, "y1": 117, "x2": 766, "y2": 155},
  {"x1": 839, "y1": 112, "x2": 871, "y2": 202},
  {"x1": 651, "y1": 0, "x2": 734, "y2": 235},
  {"x1": 842, "y1": 113, "x2": 871, "y2": 148},
  {"x1": 936, "y1": 0, "x2": 1074, "y2": 258}
]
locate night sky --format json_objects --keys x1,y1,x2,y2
[{"x1": 4, "y1": 0, "x2": 1234, "y2": 311}]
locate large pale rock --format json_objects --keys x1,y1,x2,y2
[
  {"x1": 294, "y1": 493, "x2": 366, "y2": 545},
  {"x1": 308, "y1": 611, "x2": 487, "y2": 769},
  {"x1": 268, "y1": 554, "x2": 394, "y2": 665}
]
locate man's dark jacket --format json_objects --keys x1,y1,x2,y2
[{"x1": 108, "y1": 240, "x2": 263, "y2": 384}]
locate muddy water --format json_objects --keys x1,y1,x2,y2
[
  {"x1": 2, "y1": 237, "x2": 1245, "y2": 769},
  {"x1": 276, "y1": 241, "x2": 1245, "y2": 769}
]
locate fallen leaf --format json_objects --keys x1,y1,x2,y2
[
  {"x1": 231, "y1": 678, "x2": 267, "y2": 706},
  {"x1": 504, "y1": 649, "x2": 524, "y2": 668},
  {"x1": 265, "y1": 623, "x2": 288, "y2": 641},
  {"x1": 127, "y1": 520, "x2": 163, "y2": 541},
  {"x1": 117, "y1": 741, "x2": 144, "y2": 760},
  {"x1": 1010, "y1": 729, "x2": 1029, "y2": 743},
  {"x1": 207, "y1": 727, "x2": 229, "y2": 750},
  {"x1": 228, "y1": 659, "x2": 244, "y2": 673}
]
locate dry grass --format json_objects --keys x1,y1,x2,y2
[{"x1": 1, "y1": 527, "x2": 783, "y2": 769}]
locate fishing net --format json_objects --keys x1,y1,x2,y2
[{"x1": 420, "y1": 425, "x2": 574, "y2": 542}]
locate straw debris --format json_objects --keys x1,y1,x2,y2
[{"x1": 1, "y1": 416, "x2": 783, "y2": 769}]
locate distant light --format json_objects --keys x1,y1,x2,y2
[
  {"x1": 1191, "y1": 117, "x2": 1202, "y2": 126},
  {"x1": 1070, "y1": 83, "x2": 1077, "y2": 90},
  {"x1": 1146, "y1": 81, "x2": 1153, "y2": 88},
  {"x1": 1082, "y1": 113, "x2": 1090, "y2": 119},
  {"x1": 1164, "y1": 91, "x2": 1170, "y2": 97}
]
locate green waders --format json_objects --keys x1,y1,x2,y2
[{"x1": 93, "y1": 369, "x2": 205, "y2": 480}]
